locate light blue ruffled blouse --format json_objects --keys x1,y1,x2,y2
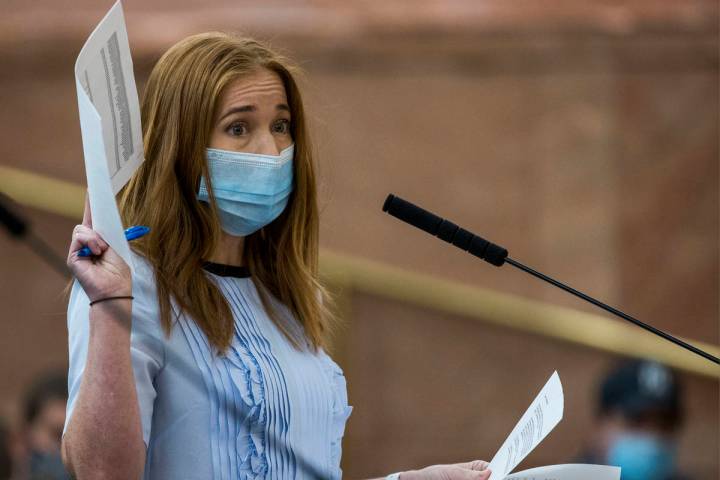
[{"x1": 64, "y1": 253, "x2": 352, "y2": 479}]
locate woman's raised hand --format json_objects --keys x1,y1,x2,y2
[
  {"x1": 400, "y1": 460, "x2": 491, "y2": 480},
  {"x1": 66, "y1": 195, "x2": 132, "y2": 302}
]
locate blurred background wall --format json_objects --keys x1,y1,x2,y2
[{"x1": 0, "y1": 0, "x2": 718, "y2": 478}]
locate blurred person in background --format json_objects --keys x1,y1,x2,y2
[
  {"x1": 0, "y1": 418, "x2": 11, "y2": 480},
  {"x1": 577, "y1": 359, "x2": 689, "y2": 480},
  {"x1": 20, "y1": 371, "x2": 70, "y2": 480}
]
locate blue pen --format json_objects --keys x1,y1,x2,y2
[{"x1": 77, "y1": 225, "x2": 150, "y2": 257}]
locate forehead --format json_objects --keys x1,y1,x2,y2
[{"x1": 217, "y1": 68, "x2": 287, "y2": 111}]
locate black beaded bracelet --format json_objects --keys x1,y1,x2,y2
[{"x1": 89, "y1": 295, "x2": 134, "y2": 307}]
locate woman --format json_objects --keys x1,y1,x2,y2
[{"x1": 62, "y1": 32, "x2": 492, "y2": 480}]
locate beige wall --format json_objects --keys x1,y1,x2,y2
[
  {"x1": 1, "y1": 1, "x2": 717, "y2": 478},
  {"x1": 340, "y1": 292, "x2": 718, "y2": 478}
]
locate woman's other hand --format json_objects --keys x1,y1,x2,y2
[
  {"x1": 401, "y1": 460, "x2": 491, "y2": 480},
  {"x1": 66, "y1": 195, "x2": 131, "y2": 301}
]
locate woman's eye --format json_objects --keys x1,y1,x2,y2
[
  {"x1": 273, "y1": 119, "x2": 291, "y2": 135},
  {"x1": 227, "y1": 122, "x2": 248, "y2": 136}
]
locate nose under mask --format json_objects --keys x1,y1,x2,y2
[{"x1": 197, "y1": 144, "x2": 294, "y2": 236}]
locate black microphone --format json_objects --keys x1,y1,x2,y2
[
  {"x1": 0, "y1": 193, "x2": 28, "y2": 238},
  {"x1": 382, "y1": 194, "x2": 508, "y2": 266},
  {"x1": 0, "y1": 193, "x2": 69, "y2": 278},
  {"x1": 382, "y1": 193, "x2": 720, "y2": 366}
]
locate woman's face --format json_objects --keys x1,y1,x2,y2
[{"x1": 209, "y1": 68, "x2": 293, "y2": 155}]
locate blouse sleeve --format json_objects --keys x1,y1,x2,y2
[{"x1": 64, "y1": 258, "x2": 165, "y2": 447}]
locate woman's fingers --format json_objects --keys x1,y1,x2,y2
[
  {"x1": 64, "y1": 220, "x2": 132, "y2": 301},
  {"x1": 68, "y1": 225, "x2": 109, "y2": 258},
  {"x1": 453, "y1": 460, "x2": 489, "y2": 471},
  {"x1": 462, "y1": 468, "x2": 491, "y2": 480},
  {"x1": 451, "y1": 461, "x2": 491, "y2": 480},
  {"x1": 411, "y1": 462, "x2": 492, "y2": 480},
  {"x1": 448, "y1": 467, "x2": 491, "y2": 480}
]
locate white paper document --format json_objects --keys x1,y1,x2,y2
[
  {"x1": 74, "y1": 1, "x2": 143, "y2": 269},
  {"x1": 503, "y1": 464, "x2": 620, "y2": 480},
  {"x1": 487, "y1": 372, "x2": 619, "y2": 480},
  {"x1": 489, "y1": 371, "x2": 564, "y2": 479}
]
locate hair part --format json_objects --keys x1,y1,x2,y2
[{"x1": 119, "y1": 32, "x2": 333, "y2": 353}]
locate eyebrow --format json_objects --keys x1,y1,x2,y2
[{"x1": 218, "y1": 104, "x2": 290, "y2": 122}]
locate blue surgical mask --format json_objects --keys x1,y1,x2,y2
[
  {"x1": 607, "y1": 433, "x2": 676, "y2": 480},
  {"x1": 197, "y1": 144, "x2": 294, "y2": 236}
]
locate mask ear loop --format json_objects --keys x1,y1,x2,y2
[{"x1": 198, "y1": 151, "x2": 224, "y2": 241}]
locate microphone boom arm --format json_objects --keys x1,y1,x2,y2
[{"x1": 383, "y1": 193, "x2": 719, "y2": 366}]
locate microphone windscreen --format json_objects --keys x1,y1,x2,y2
[
  {"x1": 383, "y1": 194, "x2": 442, "y2": 235},
  {"x1": 382, "y1": 193, "x2": 508, "y2": 267}
]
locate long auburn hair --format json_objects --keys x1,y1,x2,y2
[{"x1": 118, "y1": 32, "x2": 332, "y2": 353}]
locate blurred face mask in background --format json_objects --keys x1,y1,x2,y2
[
  {"x1": 29, "y1": 450, "x2": 71, "y2": 480},
  {"x1": 197, "y1": 144, "x2": 294, "y2": 236},
  {"x1": 606, "y1": 433, "x2": 676, "y2": 480}
]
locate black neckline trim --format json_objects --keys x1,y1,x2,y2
[{"x1": 202, "y1": 261, "x2": 251, "y2": 278}]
